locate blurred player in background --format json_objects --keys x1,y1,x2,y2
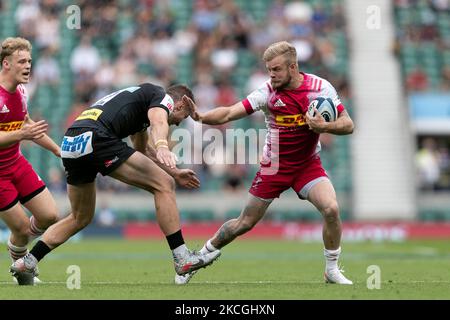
[
  {"x1": 178, "y1": 41, "x2": 354, "y2": 285},
  {"x1": 0, "y1": 37, "x2": 60, "y2": 284},
  {"x1": 11, "y1": 82, "x2": 220, "y2": 285}
]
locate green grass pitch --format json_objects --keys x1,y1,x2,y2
[{"x1": 1, "y1": 238, "x2": 449, "y2": 299}]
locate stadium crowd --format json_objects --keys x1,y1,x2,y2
[{"x1": 393, "y1": 0, "x2": 450, "y2": 92}]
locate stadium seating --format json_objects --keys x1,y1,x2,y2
[{"x1": 394, "y1": 1, "x2": 450, "y2": 91}]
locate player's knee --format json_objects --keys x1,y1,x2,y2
[
  {"x1": 10, "y1": 221, "x2": 30, "y2": 241},
  {"x1": 163, "y1": 175, "x2": 176, "y2": 192},
  {"x1": 321, "y1": 202, "x2": 340, "y2": 223},
  {"x1": 73, "y1": 212, "x2": 94, "y2": 230},
  {"x1": 153, "y1": 175, "x2": 176, "y2": 194},
  {"x1": 48, "y1": 208, "x2": 59, "y2": 223},
  {"x1": 36, "y1": 211, "x2": 59, "y2": 228}
]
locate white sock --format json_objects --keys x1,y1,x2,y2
[
  {"x1": 200, "y1": 239, "x2": 217, "y2": 254},
  {"x1": 324, "y1": 247, "x2": 341, "y2": 271},
  {"x1": 29, "y1": 216, "x2": 45, "y2": 242},
  {"x1": 172, "y1": 244, "x2": 188, "y2": 257},
  {"x1": 7, "y1": 239, "x2": 28, "y2": 262}
]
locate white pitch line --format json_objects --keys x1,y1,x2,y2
[
  {"x1": 2, "y1": 280, "x2": 450, "y2": 285},
  {"x1": 0, "y1": 280, "x2": 322, "y2": 285},
  {"x1": 183, "y1": 280, "x2": 450, "y2": 284}
]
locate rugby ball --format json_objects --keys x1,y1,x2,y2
[{"x1": 307, "y1": 97, "x2": 338, "y2": 122}]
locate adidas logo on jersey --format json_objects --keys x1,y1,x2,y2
[
  {"x1": 273, "y1": 99, "x2": 286, "y2": 107},
  {"x1": 0, "y1": 104, "x2": 10, "y2": 113}
]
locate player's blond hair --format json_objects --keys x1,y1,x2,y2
[
  {"x1": 0, "y1": 37, "x2": 32, "y2": 65},
  {"x1": 263, "y1": 41, "x2": 298, "y2": 66}
]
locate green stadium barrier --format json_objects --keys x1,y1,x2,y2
[
  {"x1": 113, "y1": 209, "x2": 156, "y2": 223},
  {"x1": 419, "y1": 208, "x2": 450, "y2": 222},
  {"x1": 181, "y1": 209, "x2": 215, "y2": 222}
]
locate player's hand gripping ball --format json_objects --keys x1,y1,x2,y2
[{"x1": 307, "y1": 97, "x2": 337, "y2": 122}]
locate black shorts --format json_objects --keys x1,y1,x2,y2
[{"x1": 61, "y1": 127, "x2": 136, "y2": 185}]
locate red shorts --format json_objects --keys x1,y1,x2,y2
[
  {"x1": 249, "y1": 154, "x2": 328, "y2": 200},
  {"x1": 0, "y1": 155, "x2": 46, "y2": 211}
]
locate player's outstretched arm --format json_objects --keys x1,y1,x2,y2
[
  {"x1": 148, "y1": 107, "x2": 177, "y2": 168},
  {"x1": 146, "y1": 141, "x2": 200, "y2": 189},
  {"x1": 25, "y1": 116, "x2": 61, "y2": 157},
  {"x1": 33, "y1": 134, "x2": 61, "y2": 157},
  {"x1": 183, "y1": 95, "x2": 248, "y2": 125},
  {"x1": 130, "y1": 130, "x2": 200, "y2": 189},
  {"x1": 0, "y1": 115, "x2": 49, "y2": 149},
  {"x1": 306, "y1": 109, "x2": 354, "y2": 135},
  {"x1": 0, "y1": 130, "x2": 23, "y2": 148}
]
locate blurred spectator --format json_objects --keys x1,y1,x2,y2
[
  {"x1": 192, "y1": 0, "x2": 220, "y2": 33},
  {"x1": 284, "y1": 2, "x2": 313, "y2": 23},
  {"x1": 311, "y1": 4, "x2": 328, "y2": 34},
  {"x1": 406, "y1": 68, "x2": 429, "y2": 91},
  {"x1": 292, "y1": 38, "x2": 314, "y2": 63},
  {"x1": 210, "y1": 36, "x2": 238, "y2": 73},
  {"x1": 193, "y1": 72, "x2": 218, "y2": 112},
  {"x1": 267, "y1": 0, "x2": 285, "y2": 20},
  {"x1": 35, "y1": 11, "x2": 60, "y2": 51},
  {"x1": 47, "y1": 167, "x2": 66, "y2": 194},
  {"x1": 70, "y1": 36, "x2": 101, "y2": 76},
  {"x1": 94, "y1": 59, "x2": 115, "y2": 96},
  {"x1": 149, "y1": 8, "x2": 174, "y2": 35},
  {"x1": 215, "y1": 77, "x2": 237, "y2": 108},
  {"x1": 329, "y1": 3, "x2": 346, "y2": 30},
  {"x1": 150, "y1": 30, "x2": 178, "y2": 68},
  {"x1": 249, "y1": 24, "x2": 275, "y2": 53},
  {"x1": 430, "y1": 0, "x2": 449, "y2": 11},
  {"x1": 174, "y1": 23, "x2": 198, "y2": 55},
  {"x1": 316, "y1": 38, "x2": 337, "y2": 69},
  {"x1": 15, "y1": 0, "x2": 41, "y2": 40},
  {"x1": 416, "y1": 137, "x2": 450, "y2": 190},
  {"x1": 97, "y1": 203, "x2": 117, "y2": 227},
  {"x1": 416, "y1": 138, "x2": 441, "y2": 190},
  {"x1": 113, "y1": 50, "x2": 139, "y2": 88},
  {"x1": 223, "y1": 164, "x2": 247, "y2": 193},
  {"x1": 218, "y1": 1, "x2": 252, "y2": 49},
  {"x1": 213, "y1": 77, "x2": 237, "y2": 132},
  {"x1": 40, "y1": 0, "x2": 60, "y2": 15},
  {"x1": 34, "y1": 47, "x2": 60, "y2": 86},
  {"x1": 130, "y1": 30, "x2": 154, "y2": 65},
  {"x1": 420, "y1": 24, "x2": 439, "y2": 42},
  {"x1": 92, "y1": 3, "x2": 117, "y2": 37},
  {"x1": 440, "y1": 66, "x2": 450, "y2": 91}
]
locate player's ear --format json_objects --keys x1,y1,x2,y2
[{"x1": 2, "y1": 58, "x2": 9, "y2": 70}]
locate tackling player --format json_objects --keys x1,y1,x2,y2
[
  {"x1": 0, "y1": 37, "x2": 60, "y2": 283},
  {"x1": 11, "y1": 82, "x2": 221, "y2": 285},
  {"x1": 177, "y1": 41, "x2": 354, "y2": 285}
]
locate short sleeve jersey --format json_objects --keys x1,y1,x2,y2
[
  {"x1": 70, "y1": 83, "x2": 174, "y2": 139},
  {"x1": 0, "y1": 84, "x2": 28, "y2": 168},
  {"x1": 242, "y1": 72, "x2": 346, "y2": 169}
]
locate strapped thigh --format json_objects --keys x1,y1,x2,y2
[{"x1": 297, "y1": 176, "x2": 330, "y2": 200}]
